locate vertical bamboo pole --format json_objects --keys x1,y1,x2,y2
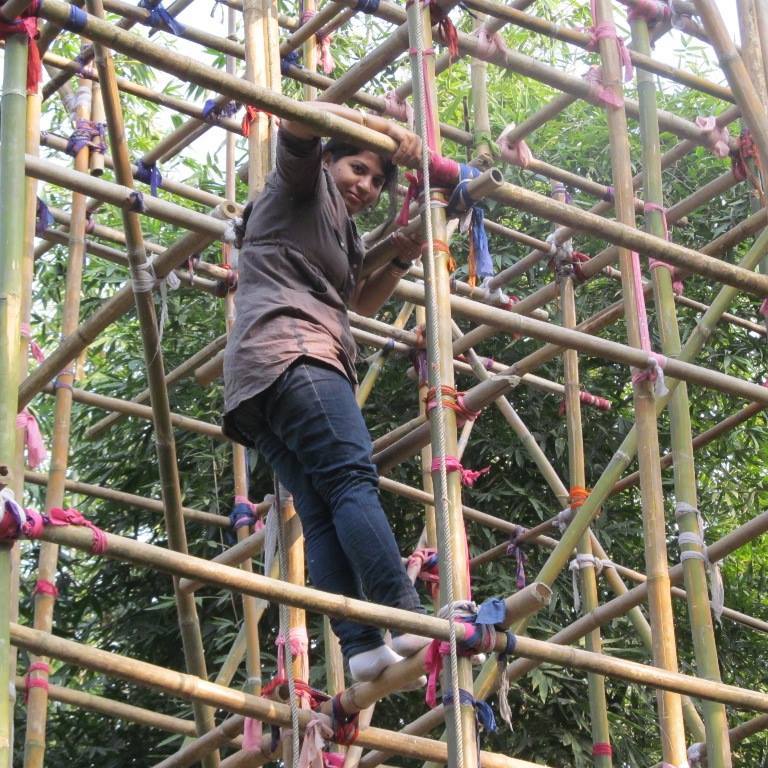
[
  {"x1": 417, "y1": 305, "x2": 438, "y2": 547},
  {"x1": 84, "y1": 4, "x2": 219, "y2": 764},
  {"x1": 7, "y1": 64, "x2": 43, "y2": 765},
  {"x1": 406, "y1": 3, "x2": 477, "y2": 767},
  {"x1": 631, "y1": 14, "x2": 733, "y2": 766},
  {"x1": 0, "y1": 30, "x2": 29, "y2": 768},
  {"x1": 89, "y1": 77, "x2": 106, "y2": 177},
  {"x1": 592, "y1": 1, "x2": 687, "y2": 763},
  {"x1": 302, "y1": 0, "x2": 318, "y2": 101},
  {"x1": 224, "y1": 0, "x2": 263, "y2": 713},
  {"x1": 22, "y1": 71, "x2": 91, "y2": 768},
  {"x1": 553, "y1": 186, "x2": 612, "y2": 766},
  {"x1": 470, "y1": 13, "x2": 492, "y2": 167}
]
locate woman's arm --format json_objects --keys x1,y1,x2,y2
[
  {"x1": 282, "y1": 103, "x2": 421, "y2": 168},
  {"x1": 350, "y1": 232, "x2": 422, "y2": 316}
]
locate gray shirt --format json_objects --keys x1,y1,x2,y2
[{"x1": 222, "y1": 130, "x2": 365, "y2": 445}]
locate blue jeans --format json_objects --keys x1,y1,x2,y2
[{"x1": 230, "y1": 359, "x2": 424, "y2": 658}]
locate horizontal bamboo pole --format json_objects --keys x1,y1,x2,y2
[
  {"x1": 19, "y1": 224, "x2": 231, "y2": 410},
  {"x1": 86, "y1": 335, "x2": 227, "y2": 440},
  {"x1": 675, "y1": 294, "x2": 767, "y2": 336},
  {"x1": 12, "y1": 676, "x2": 241, "y2": 744},
  {"x1": 42, "y1": 384, "x2": 225, "y2": 440},
  {"x1": 24, "y1": 469, "x2": 228, "y2": 527},
  {"x1": 10, "y1": 622, "x2": 544, "y2": 768},
  {"x1": 26, "y1": 155, "x2": 236, "y2": 236},
  {"x1": 16, "y1": 522, "x2": 768, "y2": 711}
]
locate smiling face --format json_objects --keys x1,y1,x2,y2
[{"x1": 324, "y1": 149, "x2": 387, "y2": 215}]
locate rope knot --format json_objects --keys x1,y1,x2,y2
[
  {"x1": 695, "y1": 116, "x2": 731, "y2": 158},
  {"x1": 505, "y1": 526, "x2": 528, "y2": 589}
]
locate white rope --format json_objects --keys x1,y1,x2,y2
[
  {"x1": 687, "y1": 742, "x2": 704, "y2": 766},
  {"x1": 411, "y1": 6, "x2": 464, "y2": 765},
  {"x1": 568, "y1": 553, "x2": 610, "y2": 613},
  {"x1": 675, "y1": 502, "x2": 724, "y2": 621},
  {"x1": 554, "y1": 506, "x2": 573, "y2": 533}
]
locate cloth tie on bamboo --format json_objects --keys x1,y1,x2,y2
[
  {"x1": 20, "y1": 321, "x2": 45, "y2": 364},
  {"x1": 300, "y1": 9, "x2": 335, "y2": 74},
  {"x1": 473, "y1": 25, "x2": 509, "y2": 59},
  {"x1": 15, "y1": 408, "x2": 47, "y2": 469},
  {"x1": 137, "y1": 0, "x2": 185, "y2": 35},
  {"x1": 404, "y1": 0, "x2": 458, "y2": 59},
  {"x1": 583, "y1": 65, "x2": 623, "y2": 109},
  {"x1": 33, "y1": 579, "x2": 59, "y2": 598},
  {"x1": 129, "y1": 256, "x2": 181, "y2": 340},
  {"x1": 281, "y1": 49, "x2": 301, "y2": 75},
  {"x1": 322, "y1": 751, "x2": 344, "y2": 768},
  {"x1": 425, "y1": 384, "x2": 480, "y2": 426},
  {"x1": 242, "y1": 717, "x2": 263, "y2": 753},
  {"x1": 644, "y1": 201, "x2": 683, "y2": 295},
  {"x1": 0, "y1": 491, "x2": 108, "y2": 554},
  {"x1": 228, "y1": 495, "x2": 265, "y2": 544},
  {"x1": 23, "y1": 661, "x2": 50, "y2": 702},
  {"x1": 628, "y1": 247, "x2": 669, "y2": 397},
  {"x1": 298, "y1": 716, "x2": 334, "y2": 768},
  {"x1": 592, "y1": 742, "x2": 613, "y2": 758},
  {"x1": 569, "y1": 553, "x2": 614, "y2": 613},
  {"x1": 687, "y1": 743, "x2": 704, "y2": 766},
  {"x1": 586, "y1": 0, "x2": 633, "y2": 83},
  {"x1": 0, "y1": 0, "x2": 42, "y2": 94},
  {"x1": 202, "y1": 98, "x2": 240, "y2": 122},
  {"x1": 560, "y1": 389, "x2": 612, "y2": 414},
  {"x1": 445, "y1": 165, "x2": 493, "y2": 287},
  {"x1": 424, "y1": 599, "x2": 514, "y2": 712},
  {"x1": 430, "y1": 455, "x2": 490, "y2": 488},
  {"x1": 276, "y1": 627, "x2": 310, "y2": 688},
  {"x1": 62, "y1": 4, "x2": 88, "y2": 32},
  {"x1": 407, "y1": 546, "x2": 440, "y2": 599},
  {"x1": 505, "y1": 526, "x2": 528, "y2": 589},
  {"x1": 695, "y1": 116, "x2": 731, "y2": 158},
  {"x1": 330, "y1": 693, "x2": 359, "y2": 745},
  {"x1": 353, "y1": 0, "x2": 380, "y2": 11},
  {"x1": 241, "y1": 105, "x2": 278, "y2": 137},
  {"x1": 732, "y1": 128, "x2": 766, "y2": 209},
  {"x1": 442, "y1": 688, "x2": 497, "y2": 760},
  {"x1": 382, "y1": 91, "x2": 413, "y2": 127},
  {"x1": 135, "y1": 159, "x2": 163, "y2": 197},
  {"x1": 35, "y1": 197, "x2": 53, "y2": 237},
  {"x1": 497, "y1": 123, "x2": 533, "y2": 169},
  {"x1": 675, "y1": 501, "x2": 724, "y2": 622},
  {"x1": 65, "y1": 118, "x2": 107, "y2": 158},
  {"x1": 626, "y1": 0, "x2": 670, "y2": 26}
]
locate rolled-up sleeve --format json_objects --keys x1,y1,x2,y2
[{"x1": 275, "y1": 130, "x2": 323, "y2": 200}]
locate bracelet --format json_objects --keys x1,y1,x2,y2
[{"x1": 391, "y1": 257, "x2": 412, "y2": 271}]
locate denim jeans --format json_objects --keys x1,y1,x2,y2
[{"x1": 230, "y1": 359, "x2": 424, "y2": 658}]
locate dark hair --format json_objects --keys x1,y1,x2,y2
[{"x1": 322, "y1": 138, "x2": 398, "y2": 187}]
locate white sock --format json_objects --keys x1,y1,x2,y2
[
  {"x1": 391, "y1": 633, "x2": 431, "y2": 657},
  {"x1": 349, "y1": 645, "x2": 403, "y2": 682}
]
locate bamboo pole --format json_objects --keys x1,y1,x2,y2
[
  {"x1": 405, "y1": 3, "x2": 478, "y2": 767},
  {"x1": 553, "y1": 192, "x2": 612, "y2": 765},
  {"x1": 632, "y1": 15, "x2": 733, "y2": 764},
  {"x1": 8, "y1": 520, "x2": 768, "y2": 710},
  {"x1": 9, "y1": 622, "x2": 547, "y2": 768},
  {"x1": 85, "y1": 5, "x2": 219, "y2": 762},
  {"x1": 0, "y1": 29, "x2": 29, "y2": 768},
  {"x1": 23, "y1": 72, "x2": 91, "y2": 768}
]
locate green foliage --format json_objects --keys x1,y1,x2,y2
[{"x1": 12, "y1": 7, "x2": 768, "y2": 768}]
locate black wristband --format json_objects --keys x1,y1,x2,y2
[{"x1": 391, "y1": 257, "x2": 412, "y2": 271}]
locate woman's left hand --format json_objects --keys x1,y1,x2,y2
[{"x1": 385, "y1": 123, "x2": 423, "y2": 168}]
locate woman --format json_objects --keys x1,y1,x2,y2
[{"x1": 222, "y1": 103, "x2": 429, "y2": 682}]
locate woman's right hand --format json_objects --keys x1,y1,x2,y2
[{"x1": 385, "y1": 122, "x2": 423, "y2": 169}]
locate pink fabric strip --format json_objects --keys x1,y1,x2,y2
[
  {"x1": 695, "y1": 116, "x2": 731, "y2": 158},
  {"x1": 583, "y1": 66, "x2": 624, "y2": 108},
  {"x1": 15, "y1": 408, "x2": 47, "y2": 469},
  {"x1": 242, "y1": 717, "x2": 263, "y2": 751},
  {"x1": 588, "y1": 0, "x2": 633, "y2": 82},
  {"x1": 33, "y1": 579, "x2": 59, "y2": 598}
]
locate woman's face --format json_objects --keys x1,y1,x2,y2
[{"x1": 324, "y1": 150, "x2": 387, "y2": 215}]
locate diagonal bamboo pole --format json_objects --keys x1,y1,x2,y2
[
  {"x1": 0, "y1": 29, "x2": 30, "y2": 768},
  {"x1": 22, "y1": 71, "x2": 91, "y2": 768},
  {"x1": 85, "y1": 4, "x2": 219, "y2": 762},
  {"x1": 631, "y1": 13, "x2": 733, "y2": 764}
]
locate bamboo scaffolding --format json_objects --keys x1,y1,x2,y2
[
  {"x1": 85, "y1": 7, "x2": 219, "y2": 762},
  {"x1": 8, "y1": 520, "x2": 768, "y2": 710},
  {"x1": 23, "y1": 71, "x2": 90, "y2": 768},
  {"x1": 0, "y1": 29, "x2": 29, "y2": 768},
  {"x1": 632, "y1": 15, "x2": 732, "y2": 763}
]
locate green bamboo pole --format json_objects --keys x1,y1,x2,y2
[
  {"x1": 553, "y1": 205, "x2": 612, "y2": 765},
  {"x1": 405, "y1": 2, "x2": 477, "y2": 766},
  {"x1": 0, "y1": 30, "x2": 29, "y2": 768},
  {"x1": 631, "y1": 14, "x2": 733, "y2": 765},
  {"x1": 85, "y1": 2, "x2": 219, "y2": 762},
  {"x1": 23, "y1": 71, "x2": 91, "y2": 768}
]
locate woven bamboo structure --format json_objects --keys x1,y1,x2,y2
[{"x1": 1, "y1": 0, "x2": 768, "y2": 765}]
